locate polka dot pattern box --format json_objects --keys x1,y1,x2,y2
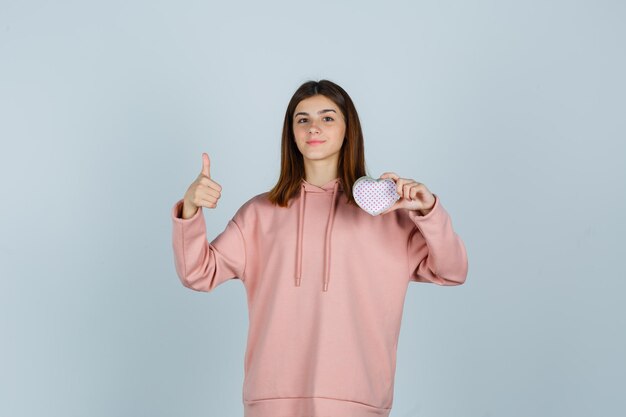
[{"x1": 353, "y1": 176, "x2": 401, "y2": 216}]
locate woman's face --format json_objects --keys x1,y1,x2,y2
[{"x1": 292, "y1": 94, "x2": 346, "y2": 164}]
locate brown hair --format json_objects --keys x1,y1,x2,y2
[{"x1": 267, "y1": 79, "x2": 369, "y2": 207}]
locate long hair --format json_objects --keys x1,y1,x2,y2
[{"x1": 267, "y1": 79, "x2": 369, "y2": 207}]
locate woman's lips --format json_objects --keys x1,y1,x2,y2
[{"x1": 306, "y1": 140, "x2": 325, "y2": 145}]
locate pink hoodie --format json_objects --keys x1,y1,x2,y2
[{"x1": 171, "y1": 177, "x2": 468, "y2": 417}]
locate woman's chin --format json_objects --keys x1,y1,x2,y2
[{"x1": 303, "y1": 153, "x2": 331, "y2": 161}]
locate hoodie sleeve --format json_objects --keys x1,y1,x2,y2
[
  {"x1": 406, "y1": 194, "x2": 468, "y2": 286},
  {"x1": 171, "y1": 198, "x2": 247, "y2": 292}
]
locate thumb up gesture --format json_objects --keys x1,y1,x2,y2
[{"x1": 182, "y1": 152, "x2": 223, "y2": 219}]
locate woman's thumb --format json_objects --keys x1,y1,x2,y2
[{"x1": 201, "y1": 152, "x2": 211, "y2": 178}]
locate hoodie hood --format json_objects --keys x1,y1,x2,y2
[{"x1": 295, "y1": 177, "x2": 343, "y2": 292}]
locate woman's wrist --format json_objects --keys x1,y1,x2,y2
[{"x1": 181, "y1": 201, "x2": 199, "y2": 219}]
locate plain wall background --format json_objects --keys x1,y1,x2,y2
[{"x1": 1, "y1": 0, "x2": 625, "y2": 416}]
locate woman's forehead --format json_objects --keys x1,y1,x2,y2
[{"x1": 294, "y1": 95, "x2": 338, "y2": 113}]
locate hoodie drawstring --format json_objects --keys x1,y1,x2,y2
[
  {"x1": 323, "y1": 181, "x2": 339, "y2": 291},
  {"x1": 295, "y1": 184, "x2": 305, "y2": 288},
  {"x1": 295, "y1": 179, "x2": 340, "y2": 292}
]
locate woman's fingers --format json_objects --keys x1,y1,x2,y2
[
  {"x1": 184, "y1": 152, "x2": 223, "y2": 211},
  {"x1": 379, "y1": 172, "x2": 403, "y2": 198},
  {"x1": 409, "y1": 185, "x2": 419, "y2": 200},
  {"x1": 377, "y1": 172, "x2": 436, "y2": 214},
  {"x1": 201, "y1": 152, "x2": 211, "y2": 179},
  {"x1": 197, "y1": 197, "x2": 218, "y2": 208},
  {"x1": 194, "y1": 193, "x2": 219, "y2": 208},
  {"x1": 196, "y1": 183, "x2": 222, "y2": 198},
  {"x1": 402, "y1": 181, "x2": 422, "y2": 200},
  {"x1": 379, "y1": 172, "x2": 413, "y2": 198},
  {"x1": 200, "y1": 184, "x2": 221, "y2": 199},
  {"x1": 393, "y1": 178, "x2": 413, "y2": 199},
  {"x1": 197, "y1": 175, "x2": 222, "y2": 193},
  {"x1": 379, "y1": 172, "x2": 399, "y2": 181}
]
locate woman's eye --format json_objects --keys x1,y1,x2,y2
[
  {"x1": 297, "y1": 118, "x2": 308, "y2": 123},
  {"x1": 323, "y1": 117, "x2": 334, "y2": 122}
]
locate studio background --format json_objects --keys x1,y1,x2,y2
[{"x1": 1, "y1": 1, "x2": 624, "y2": 416}]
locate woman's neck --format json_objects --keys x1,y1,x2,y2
[{"x1": 304, "y1": 160, "x2": 337, "y2": 187}]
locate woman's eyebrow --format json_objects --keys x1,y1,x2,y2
[{"x1": 294, "y1": 109, "x2": 337, "y2": 118}]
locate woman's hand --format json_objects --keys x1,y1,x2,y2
[
  {"x1": 182, "y1": 152, "x2": 223, "y2": 219},
  {"x1": 378, "y1": 172, "x2": 436, "y2": 216}
]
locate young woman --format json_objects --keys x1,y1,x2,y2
[{"x1": 171, "y1": 79, "x2": 468, "y2": 417}]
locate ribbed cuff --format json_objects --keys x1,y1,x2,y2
[
  {"x1": 406, "y1": 193, "x2": 440, "y2": 222},
  {"x1": 171, "y1": 199, "x2": 203, "y2": 223}
]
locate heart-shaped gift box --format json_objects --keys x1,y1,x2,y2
[{"x1": 352, "y1": 176, "x2": 401, "y2": 216}]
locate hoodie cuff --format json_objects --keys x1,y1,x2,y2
[
  {"x1": 407, "y1": 193, "x2": 440, "y2": 223},
  {"x1": 171, "y1": 199, "x2": 203, "y2": 223}
]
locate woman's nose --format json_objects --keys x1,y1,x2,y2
[{"x1": 309, "y1": 123, "x2": 320, "y2": 133}]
